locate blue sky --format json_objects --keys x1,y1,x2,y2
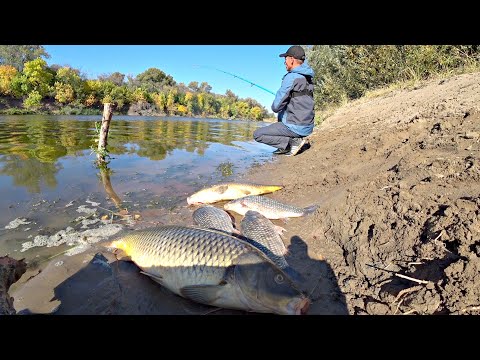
[{"x1": 43, "y1": 45, "x2": 293, "y2": 111}]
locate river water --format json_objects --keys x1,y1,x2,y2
[{"x1": 0, "y1": 115, "x2": 274, "y2": 263}]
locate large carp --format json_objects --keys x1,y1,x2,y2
[
  {"x1": 106, "y1": 226, "x2": 309, "y2": 315},
  {"x1": 186, "y1": 183, "x2": 283, "y2": 205}
]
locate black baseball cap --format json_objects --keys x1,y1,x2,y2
[{"x1": 279, "y1": 45, "x2": 305, "y2": 60}]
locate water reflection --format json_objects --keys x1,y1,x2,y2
[
  {"x1": 98, "y1": 167, "x2": 122, "y2": 209},
  {"x1": 2, "y1": 115, "x2": 258, "y2": 158},
  {"x1": 0, "y1": 155, "x2": 61, "y2": 193},
  {"x1": 0, "y1": 115, "x2": 273, "y2": 248}
]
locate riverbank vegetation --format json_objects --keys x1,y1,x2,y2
[
  {"x1": 306, "y1": 45, "x2": 480, "y2": 123},
  {"x1": 1, "y1": 45, "x2": 479, "y2": 122},
  {"x1": 0, "y1": 46, "x2": 268, "y2": 120}
]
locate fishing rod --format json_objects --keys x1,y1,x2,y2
[{"x1": 193, "y1": 65, "x2": 276, "y2": 95}]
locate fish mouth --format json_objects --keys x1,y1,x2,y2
[
  {"x1": 297, "y1": 297, "x2": 310, "y2": 315},
  {"x1": 187, "y1": 198, "x2": 202, "y2": 205},
  {"x1": 288, "y1": 297, "x2": 310, "y2": 315}
]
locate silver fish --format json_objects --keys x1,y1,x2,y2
[
  {"x1": 240, "y1": 210, "x2": 303, "y2": 283},
  {"x1": 187, "y1": 183, "x2": 283, "y2": 205},
  {"x1": 192, "y1": 205, "x2": 239, "y2": 235},
  {"x1": 105, "y1": 226, "x2": 309, "y2": 315},
  {"x1": 241, "y1": 210, "x2": 288, "y2": 266},
  {"x1": 224, "y1": 195, "x2": 318, "y2": 219}
]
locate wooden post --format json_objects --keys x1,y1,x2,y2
[{"x1": 97, "y1": 103, "x2": 114, "y2": 164}]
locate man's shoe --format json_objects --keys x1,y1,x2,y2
[
  {"x1": 273, "y1": 148, "x2": 290, "y2": 155},
  {"x1": 285, "y1": 137, "x2": 306, "y2": 156}
]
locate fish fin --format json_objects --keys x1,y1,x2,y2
[
  {"x1": 242, "y1": 190, "x2": 252, "y2": 196},
  {"x1": 112, "y1": 248, "x2": 132, "y2": 262},
  {"x1": 225, "y1": 210, "x2": 238, "y2": 227},
  {"x1": 140, "y1": 271, "x2": 163, "y2": 284},
  {"x1": 273, "y1": 224, "x2": 287, "y2": 237},
  {"x1": 280, "y1": 218, "x2": 290, "y2": 225},
  {"x1": 303, "y1": 205, "x2": 319, "y2": 215},
  {"x1": 180, "y1": 284, "x2": 223, "y2": 305},
  {"x1": 116, "y1": 255, "x2": 132, "y2": 262}
]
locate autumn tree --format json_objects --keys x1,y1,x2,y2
[
  {"x1": 199, "y1": 81, "x2": 212, "y2": 93},
  {"x1": 0, "y1": 65, "x2": 18, "y2": 95},
  {"x1": 23, "y1": 58, "x2": 54, "y2": 97},
  {"x1": 184, "y1": 92, "x2": 198, "y2": 115},
  {"x1": 152, "y1": 92, "x2": 168, "y2": 113},
  {"x1": 0, "y1": 45, "x2": 50, "y2": 71},
  {"x1": 130, "y1": 87, "x2": 150, "y2": 103},
  {"x1": 54, "y1": 83, "x2": 75, "y2": 104},
  {"x1": 188, "y1": 81, "x2": 199, "y2": 92},
  {"x1": 225, "y1": 89, "x2": 238, "y2": 101},
  {"x1": 99, "y1": 72, "x2": 125, "y2": 86},
  {"x1": 136, "y1": 68, "x2": 176, "y2": 92},
  {"x1": 54, "y1": 66, "x2": 84, "y2": 103},
  {"x1": 83, "y1": 79, "x2": 103, "y2": 107},
  {"x1": 166, "y1": 88, "x2": 178, "y2": 114}
]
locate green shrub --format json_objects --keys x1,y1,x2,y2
[
  {"x1": 306, "y1": 45, "x2": 480, "y2": 111},
  {"x1": 23, "y1": 90, "x2": 42, "y2": 109}
]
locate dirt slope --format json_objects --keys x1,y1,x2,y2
[{"x1": 238, "y1": 72, "x2": 480, "y2": 315}]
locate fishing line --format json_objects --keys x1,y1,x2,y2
[{"x1": 193, "y1": 65, "x2": 276, "y2": 95}]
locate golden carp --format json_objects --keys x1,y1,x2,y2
[
  {"x1": 186, "y1": 183, "x2": 283, "y2": 205},
  {"x1": 106, "y1": 226, "x2": 309, "y2": 315}
]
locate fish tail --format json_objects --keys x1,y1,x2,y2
[
  {"x1": 303, "y1": 205, "x2": 319, "y2": 216},
  {"x1": 259, "y1": 185, "x2": 283, "y2": 193}
]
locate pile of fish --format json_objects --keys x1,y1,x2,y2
[{"x1": 106, "y1": 182, "x2": 318, "y2": 315}]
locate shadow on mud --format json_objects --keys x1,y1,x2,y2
[{"x1": 286, "y1": 236, "x2": 349, "y2": 315}]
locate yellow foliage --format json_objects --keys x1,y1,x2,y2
[
  {"x1": 56, "y1": 67, "x2": 82, "y2": 90},
  {"x1": 131, "y1": 88, "x2": 147, "y2": 102},
  {"x1": 0, "y1": 65, "x2": 18, "y2": 95},
  {"x1": 54, "y1": 82, "x2": 75, "y2": 104},
  {"x1": 249, "y1": 106, "x2": 263, "y2": 120},
  {"x1": 102, "y1": 95, "x2": 113, "y2": 104},
  {"x1": 84, "y1": 94, "x2": 97, "y2": 107},
  {"x1": 85, "y1": 79, "x2": 102, "y2": 93},
  {"x1": 185, "y1": 91, "x2": 194, "y2": 102},
  {"x1": 152, "y1": 92, "x2": 167, "y2": 111},
  {"x1": 23, "y1": 90, "x2": 42, "y2": 109},
  {"x1": 177, "y1": 104, "x2": 187, "y2": 114},
  {"x1": 23, "y1": 58, "x2": 53, "y2": 96}
]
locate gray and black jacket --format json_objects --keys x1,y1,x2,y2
[{"x1": 271, "y1": 62, "x2": 315, "y2": 136}]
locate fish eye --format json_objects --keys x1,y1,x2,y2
[{"x1": 274, "y1": 274, "x2": 284, "y2": 284}]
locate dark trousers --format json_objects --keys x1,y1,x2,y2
[{"x1": 253, "y1": 122, "x2": 301, "y2": 150}]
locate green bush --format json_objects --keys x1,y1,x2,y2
[
  {"x1": 0, "y1": 107, "x2": 35, "y2": 115},
  {"x1": 23, "y1": 90, "x2": 42, "y2": 109},
  {"x1": 306, "y1": 45, "x2": 480, "y2": 111}
]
